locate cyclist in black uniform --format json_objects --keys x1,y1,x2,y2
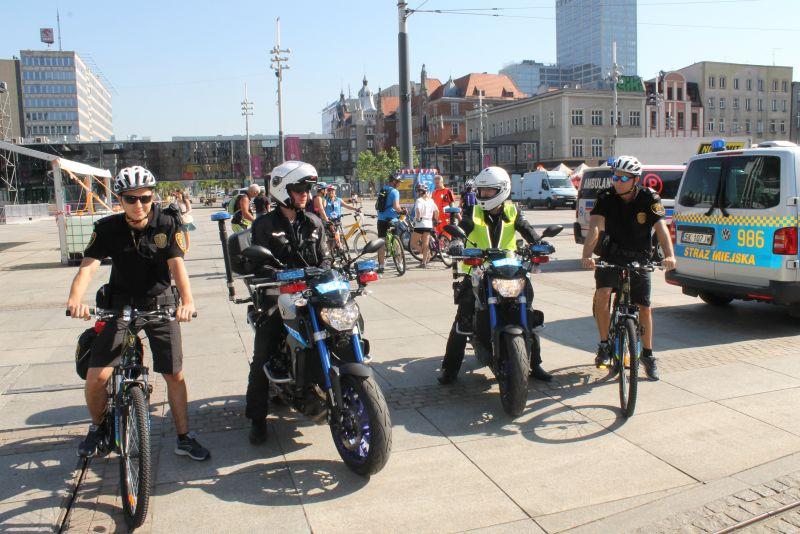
[
  {"x1": 245, "y1": 160, "x2": 330, "y2": 444},
  {"x1": 580, "y1": 155, "x2": 677, "y2": 380},
  {"x1": 66, "y1": 166, "x2": 210, "y2": 461}
]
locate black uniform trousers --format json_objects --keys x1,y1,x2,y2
[
  {"x1": 245, "y1": 297, "x2": 284, "y2": 421},
  {"x1": 441, "y1": 277, "x2": 543, "y2": 379}
]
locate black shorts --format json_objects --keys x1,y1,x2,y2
[
  {"x1": 90, "y1": 318, "x2": 183, "y2": 375},
  {"x1": 595, "y1": 264, "x2": 652, "y2": 307},
  {"x1": 377, "y1": 219, "x2": 391, "y2": 238}
]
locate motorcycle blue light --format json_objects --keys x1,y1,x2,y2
[
  {"x1": 491, "y1": 258, "x2": 522, "y2": 268},
  {"x1": 463, "y1": 248, "x2": 483, "y2": 257},
  {"x1": 444, "y1": 206, "x2": 461, "y2": 214},
  {"x1": 530, "y1": 244, "x2": 554, "y2": 254},
  {"x1": 356, "y1": 260, "x2": 377, "y2": 272},
  {"x1": 277, "y1": 268, "x2": 305, "y2": 282},
  {"x1": 315, "y1": 280, "x2": 350, "y2": 293}
]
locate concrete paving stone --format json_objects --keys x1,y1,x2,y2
[
  {"x1": 460, "y1": 518, "x2": 546, "y2": 534},
  {"x1": 747, "y1": 354, "x2": 800, "y2": 380},
  {"x1": 610, "y1": 402, "x2": 800, "y2": 482},
  {"x1": 0, "y1": 345, "x2": 75, "y2": 367},
  {"x1": 10, "y1": 361, "x2": 83, "y2": 390},
  {"x1": 0, "y1": 388, "x2": 88, "y2": 431},
  {"x1": 283, "y1": 444, "x2": 528, "y2": 534},
  {"x1": 363, "y1": 315, "x2": 437, "y2": 340},
  {"x1": 0, "y1": 446, "x2": 75, "y2": 505},
  {"x1": 149, "y1": 469, "x2": 311, "y2": 533},
  {"x1": 456, "y1": 423, "x2": 693, "y2": 518},
  {"x1": 663, "y1": 362, "x2": 800, "y2": 401},
  {"x1": 0, "y1": 498, "x2": 62, "y2": 532},
  {"x1": 0, "y1": 328, "x2": 81, "y2": 351}
]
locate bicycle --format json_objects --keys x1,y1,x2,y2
[
  {"x1": 385, "y1": 216, "x2": 407, "y2": 276},
  {"x1": 339, "y1": 208, "x2": 379, "y2": 256},
  {"x1": 66, "y1": 306, "x2": 194, "y2": 529},
  {"x1": 408, "y1": 229, "x2": 454, "y2": 267},
  {"x1": 595, "y1": 261, "x2": 660, "y2": 418}
]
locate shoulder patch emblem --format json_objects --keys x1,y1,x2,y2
[
  {"x1": 87, "y1": 231, "x2": 97, "y2": 249},
  {"x1": 651, "y1": 202, "x2": 665, "y2": 217},
  {"x1": 154, "y1": 233, "x2": 168, "y2": 249},
  {"x1": 175, "y1": 231, "x2": 188, "y2": 253},
  {"x1": 637, "y1": 212, "x2": 647, "y2": 224}
]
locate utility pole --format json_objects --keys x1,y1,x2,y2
[
  {"x1": 57, "y1": 9, "x2": 62, "y2": 51},
  {"x1": 241, "y1": 83, "x2": 254, "y2": 185},
  {"x1": 478, "y1": 90, "x2": 485, "y2": 169},
  {"x1": 610, "y1": 41, "x2": 623, "y2": 154},
  {"x1": 270, "y1": 18, "x2": 290, "y2": 162},
  {"x1": 397, "y1": 2, "x2": 413, "y2": 168}
]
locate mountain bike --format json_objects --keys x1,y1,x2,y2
[{"x1": 386, "y1": 216, "x2": 407, "y2": 276}]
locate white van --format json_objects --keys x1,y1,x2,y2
[
  {"x1": 520, "y1": 171, "x2": 577, "y2": 209},
  {"x1": 510, "y1": 174, "x2": 524, "y2": 201},
  {"x1": 667, "y1": 141, "x2": 800, "y2": 310},
  {"x1": 573, "y1": 164, "x2": 686, "y2": 244}
]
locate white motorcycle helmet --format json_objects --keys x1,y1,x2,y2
[
  {"x1": 269, "y1": 161, "x2": 319, "y2": 208},
  {"x1": 113, "y1": 166, "x2": 157, "y2": 194},
  {"x1": 474, "y1": 166, "x2": 511, "y2": 212}
]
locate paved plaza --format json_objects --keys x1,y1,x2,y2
[{"x1": 1, "y1": 207, "x2": 800, "y2": 533}]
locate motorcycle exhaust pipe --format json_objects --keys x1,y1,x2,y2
[{"x1": 211, "y1": 211, "x2": 236, "y2": 300}]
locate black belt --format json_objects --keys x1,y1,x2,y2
[{"x1": 111, "y1": 287, "x2": 179, "y2": 310}]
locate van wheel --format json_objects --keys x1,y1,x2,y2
[{"x1": 699, "y1": 292, "x2": 733, "y2": 306}]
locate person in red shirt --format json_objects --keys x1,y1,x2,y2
[{"x1": 430, "y1": 174, "x2": 457, "y2": 235}]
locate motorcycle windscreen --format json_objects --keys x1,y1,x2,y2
[{"x1": 311, "y1": 270, "x2": 351, "y2": 306}]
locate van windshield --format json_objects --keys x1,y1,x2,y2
[
  {"x1": 679, "y1": 156, "x2": 780, "y2": 209},
  {"x1": 547, "y1": 177, "x2": 572, "y2": 189},
  {"x1": 578, "y1": 169, "x2": 613, "y2": 199}
]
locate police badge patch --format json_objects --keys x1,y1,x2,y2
[
  {"x1": 637, "y1": 212, "x2": 647, "y2": 224},
  {"x1": 651, "y1": 202, "x2": 666, "y2": 217},
  {"x1": 154, "y1": 233, "x2": 168, "y2": 248},
  {"x1": 175, "y1": 231, "x2": 188, "y2": 253},
  {"x1": 86, "y1": 231, "x2": 97, "y2": 249}
]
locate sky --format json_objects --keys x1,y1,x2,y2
[{"x1": 3, "y1": 0, "x2": 800, "y2": 140}]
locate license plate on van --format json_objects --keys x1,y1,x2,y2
[{"x1": 681, "y1": 231, "x2": 713, "y2": 245}]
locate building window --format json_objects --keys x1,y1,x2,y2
[
  {"x1": 366, "y1": 127, "x2": 374, "y2": 134},
  {"x1": 745, "y1": 119, "x2": 752, "y2": 133},
  {"x1": 708, "y1": 76, "x2": 715, "y2": 88},
  {"x1": 772, "y1": 99, "x2": 777, "y2": 112},
  {"x1": 571, "y1": 109, "x2": 584, "y2": 126},
  {"x1": 734, "y1": 78, "x2": 740, "y2": 90},
  {"x1": 351, "y1": 140, "x2": 356, "y2": 149},
  {"x1": 591, "y1": 109, "x2": 603, "y2": 126},
  {"x1": 491, "y1": 124, "x2": 496, "y2": 137},
  {"x1": 650, "y1": 110, "x2": 657, "y2": 128},
  {"x1": 708, "y1": 97, "x2": 714, "y2": 108},
  {"x1": 677, "y1": 87, "x2": 684, "y2": 101},
  {"x1": 609, "y1": 110, "x2": 621, "y2": 126},
  {"x1": 692, "y1": 112, "x2": 699, "y2": 129},
  {"x1": 450, "y1": 103, "x2": 459, "y2": 115},
  {"x1": 719, "y1": 118, "x2": 725, "y2": 133},
  {"x1": 629, "y1": 111, "x2": 640, "y2": 127},
  {"x1": 667, "y1": 87, "x2": 673, "y2": 101},
  {"x1": 707, "y1": 118, "x2": 714, "y2": 132},
  {"x1": 796, "y1": 113, "x2": 800, "y2": 130},
  {"x1": 367, "y1": 139, "x2": 374, "y2": 149},
  {"x1": 732, "y1": 120, "x2": 739, "y2": 133},
  {"x1": 770, "y1": 119, "x2": 776, "y2": 133},
  {"x1": 506, "y1": 120, "x2": 510, "y2": 133},
  {"x1": 758, "y1": 99, "x2": 763, "y2": 111},
  {"x1": 773, "y1": 80, "x2": 779, "y2": 92},
  {"x1": 783, "y1": 100, "x2": 787, "y2": 112},
  {"x1": 531, "y1": 115, "x2": 537, "y2": 130},
  {"x1": 746, "y1": 98, "x2": 752, "y2": 111},
  {"x1": 720, "y1": 76, "x2": 726, "y2": 89},
  {"x1": 757, "y1": 120, "x2": 764, "y2": 134},
  {"x1": 758, "y1": 79, "x2": 764, "y2": 92},
  {"x1": 469, "y1": 128, "x2": 473, "y2": 141},
  {"x1": 732, "y1": 97, "x2": 739, "y2": 109},
  {"x1": 451, "y1": 122, "x2": 459, "y2": 136},
  {"x1": 514, "y1": 118, "x2": 518, "y2": 132},
  {"x1": 780, "y1": 120, "x2": 786, "y2": 133},
  {"x1": 678, "y1": 111, "x2": 685, "y2": 129},
  {"x1": 571, "y1": 138, "x2": 584, "y2": 157},
  {"x1": 549, "y1": 111, "x2": 555, "y2": 127},
  {"x1": 591, "y1": 138, "x2": 603, "y2": 157},
  {"x1": 782, "y1": 81, "x2": 788, "y2": 93},
  {"x1": 719, "y1": 97, "x2": 725, "y2": 109},
  {"x1": 747, "y1": 79, "x2": 752, "y2": 91},
  {"x1": 522, "y1": 116, "x2": 527, "y2": 131}
]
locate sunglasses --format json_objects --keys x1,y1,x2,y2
[
  {"x1": 612, "y1": 172, "x2": 635, "y2": 183},
  {"x1": 122, "y1": 194, "x2": 154, "y2": 204},
  {"x1": 287, "y1": 183, "x2": 313, "y2": 194}
]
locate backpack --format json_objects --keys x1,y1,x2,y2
[{"x1": 375, "y1": 188, "x2": 390, "y2": 212}]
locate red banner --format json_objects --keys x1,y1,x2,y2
[
  {"x1": 284, "y1": 136, "x2": 301, "y2": 161},
  {"x1": 252, "y1": 155, "x2": 262, "y2": 177}
]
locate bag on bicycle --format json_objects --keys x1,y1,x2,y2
[
  {"x1": 375, "y1": 188, "x2": 390, "y2": 212},
  {"x1": 75, "y1": 326, "x2": 99, "y2": 379}
]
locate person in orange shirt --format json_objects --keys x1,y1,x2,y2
[{"x1": 430, "y1": 175, "x2": 458, "y2": 235}]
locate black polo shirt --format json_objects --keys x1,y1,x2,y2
[
  {"x1": 84, "y1": 205, "x2": 186, "y2": 297},
  {"x1": 592, "y1": 186, "x2": 664, "y2": 256}
]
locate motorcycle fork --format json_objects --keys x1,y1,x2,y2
[{"x1": 307, "y1": 303, "x2": 344, "y2": 415}]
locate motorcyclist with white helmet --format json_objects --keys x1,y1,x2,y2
[
  {"x1": 438, "y1": 166, "x2": 553, "y2": 384},
  {"x1": 245, "y1": 160, "x2": 331, "y2": 444}
]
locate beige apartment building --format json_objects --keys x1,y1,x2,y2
[
  {"x1": 677, "y1": 61, "x2": 793, "y2": 140},
  {"x1": 0, "y1": 59, "x2": 24, "y2": 140}
]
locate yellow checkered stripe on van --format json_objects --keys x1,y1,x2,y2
[{"x1": 673, "y1": 213, "x2": 798, "y2": 227}]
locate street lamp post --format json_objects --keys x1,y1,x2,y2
[
  {"x1": 241, "y1": 83, "x2": 254, "y2": 185},
  {"x1": 270, "y1": 17, "x2": 290, "y2": 163},
  {"x1": 397, "y1": 1, "x2": 413, "y2": 168}
]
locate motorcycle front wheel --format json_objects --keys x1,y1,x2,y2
[
  {"x1": 497, "y1": 333, "x2": 530, "y2": 417},
  {"x1": 330, "y1": 375, "x2": 392, "y2": 476}
]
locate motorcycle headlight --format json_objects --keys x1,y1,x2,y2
[
  {"x1": 492, "y1": 278, "x2": 525, "y2": 298},
  {"x1": 319, "y1": 302, "x2": 360, "y2": 331}
]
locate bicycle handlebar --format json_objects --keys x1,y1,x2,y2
[
  {"x1": 595, "y1": 261, "x2": 663, "y2": 273},
  {"x1": 66, "y1": 308, "x2": 197, "y2": 319}
]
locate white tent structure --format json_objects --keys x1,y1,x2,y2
[
  {"x1": 551, "y1": 163, "x2": 573, "y2": 175},
  {"x1": 0, "y1": 140, "x2": 114, "y2": 264}
]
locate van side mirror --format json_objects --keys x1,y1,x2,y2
[{"x1": 542, "y1": 182, "x2": 549, "y2": 191}]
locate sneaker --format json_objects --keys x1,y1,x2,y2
[
  {"x1": 594, "y1": 342, "x2": 612, "y2": 369},
  {"x1": 77, "y1": 423, "x2": 104, "y2": 458},
  {"x1": 249, "y1": 420, "x2": 268, "y2": 445},
  {"x1": 175, "y1": 432, "x2": 210, "y2": 461},
  {"x1": 377, "y1": 265, "x2": 385, "y2": 274},
  {"x1": 641, "y1": 355, "x2": 660, "y2": 381}
]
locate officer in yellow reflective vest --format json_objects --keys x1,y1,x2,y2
[{"x1": 439, "y1": 166, "x2": 553, "y2": 384}]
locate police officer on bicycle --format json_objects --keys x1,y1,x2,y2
[
  {"x1": 438, "y1": 166, "x2": 553, "y2": 385},
  {"x1": 580, "y1": 155, "x2": 677, "y2": 380},
  {"x1": 66, "y1": 166, "x2": 210, "y2": 461},
  {"x1": 245, "y1": 160, "x2": 330, "y2": 444}
]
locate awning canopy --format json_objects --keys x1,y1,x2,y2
[{"x1": 0, "y1": 140, "x2": 111, "y2": 178}]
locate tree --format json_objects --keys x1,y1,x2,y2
[{"x1": 356, "y1": 146, "x2": 421, "y2": 189}]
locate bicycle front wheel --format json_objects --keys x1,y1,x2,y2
[
  {"x1": 390, "y1": 235, "x2": 406, "y2": 276},
  {"x1": 119, "y1": 386, "x2": 152, "y2": 529},
  {"x1": 617, "y1": 318, "x2": 640, "y2": 418},
  {"x1": 438, "y1": 234, "x2": 454, "y2": 267}
]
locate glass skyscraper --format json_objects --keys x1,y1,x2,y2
[{"x1": 556, "y1": 0, "x2": 637, "y2": 87}]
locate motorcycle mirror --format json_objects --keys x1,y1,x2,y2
[
  {"x1": 362, "y1": 238, "x2": 385, "y2": 254},
  {"x1": 541, "y1": 225, "x2": 564, "y2": 238},
  {"x1": 444, "y1": 224, "x2": 466, "y2": 240},
  {"x1": 242, "y1": 245, "x2": 284, "y2": 268},
  {"x1": 516, "y1": 239, "x2": 524, "y2": 249}
]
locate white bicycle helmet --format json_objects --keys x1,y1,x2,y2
[
  {"x1": 474, "y1": 166, "x2": 511, "y2": 212},
  {"x1": 269, "y1": 160, "x2": 319, "y2": 207},
  {"x1": 612, "y1": 155, "x2": 643, "y2": 177},
  {"x1": 113, "y1": 166, "x2": 157, "y2": 193},
  {"x1": 464, "y1": 179, "x2": 475, "y2": 190}
]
